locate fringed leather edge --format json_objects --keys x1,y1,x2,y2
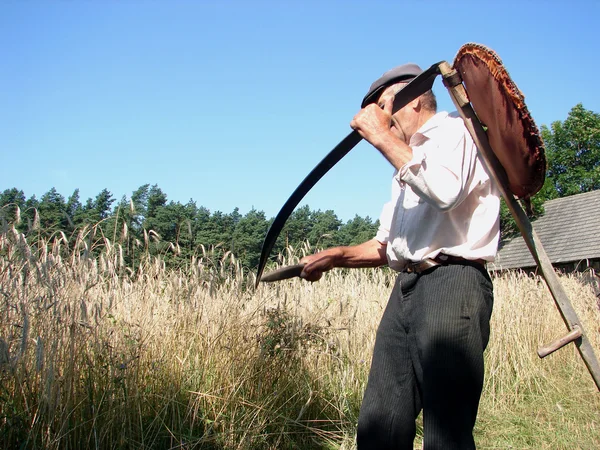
[{"x1": 453, "y1": 43, "x2": 547, "y2": 198}]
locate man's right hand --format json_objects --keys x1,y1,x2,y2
[{"x1": 299, "y1": 247, "x2": 343, "y2": 282}]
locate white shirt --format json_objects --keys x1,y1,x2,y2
[{"x1": 375, "y1": 111, "x2": 500, "y2": 271}]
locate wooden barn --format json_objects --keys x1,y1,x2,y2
[{"x1": 491, "y1": 189, "x2": 600, "y2": 274}]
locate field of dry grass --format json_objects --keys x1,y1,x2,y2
[{"x1": 1, "y1": 225, "x2": 599, "y2": 449}]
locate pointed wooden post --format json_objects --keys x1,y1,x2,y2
[{"x1": 438, "y1": 61, "x2": 600, "y2": 391}]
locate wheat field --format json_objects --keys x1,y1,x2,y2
[{"x1": 1, "y1": 225, "x2": 599, "y2": 449}]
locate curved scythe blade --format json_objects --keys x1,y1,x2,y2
[{"x1": 255, "y1": 63, "x2": 442, "y2": 286}]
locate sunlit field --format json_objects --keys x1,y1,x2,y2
[{"x1": 1, "y1": 224, "x2": 599, "y2": 449}]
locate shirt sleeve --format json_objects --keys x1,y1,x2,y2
[{"x1": 398, "y1": 121, "x2": 482, "y2": 211}]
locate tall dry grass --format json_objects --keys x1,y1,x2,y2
[{"x1": 0, "y1": 223, "x2": 599, "y2": 449}]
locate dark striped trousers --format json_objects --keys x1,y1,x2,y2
[{"x1": 357, "y1": 263, "x2": 494, "y2": 450}]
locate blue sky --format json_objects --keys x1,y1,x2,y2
[{"x1": 2, "y1": 1, "x2": 599, "y2": 222}]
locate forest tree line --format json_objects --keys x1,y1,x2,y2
[
  {"x1": 0, "y1": 183, "x2": 378, "y2": 270},
  {"x1": 1, "y1": 103, "x2": 599, "y2": 270}
]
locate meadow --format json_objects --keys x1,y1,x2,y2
[{"x1": 1, "y1": 224, "x2": 599, "y2": 449}]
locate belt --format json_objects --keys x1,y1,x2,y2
[{"x1": 404, "y1": 254, "x2": 486, "y2": 274}]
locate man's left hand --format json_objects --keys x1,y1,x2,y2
[{"x1": 350, "y1": 97, "x2": 395, "y2": 146}]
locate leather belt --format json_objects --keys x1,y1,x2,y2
[{"x1": 404, "y1": 254, "x2": 486, "y2": 274}]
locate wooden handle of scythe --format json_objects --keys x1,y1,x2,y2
[
  {"x1": 438, "y1": 59, "x2": 600, "y2": 390},
  {"x1": 537, "y1": 326, "x2": 583, "y2": 358}
]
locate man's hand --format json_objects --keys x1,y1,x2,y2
[
  {"x1": 350, "y1": 97, "x2": 413, "y2": 171},
  {"x1": 350, "y1": 97, "x2": 395, "y2": 147},
  {"x1": 299, "y1": 248, "x2": 342, "y2": 282}
]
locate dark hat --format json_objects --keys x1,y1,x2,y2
[{"x1": 361, "y1": 63, "x2": 423, "y2": 108}]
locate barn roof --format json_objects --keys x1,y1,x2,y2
[{"x1": 491, "y1": 189, "x2": 600, "y2": 270}]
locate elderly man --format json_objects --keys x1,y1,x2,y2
[{"x1": 300, "y1": 64, "x2": 500, "y2": 449}]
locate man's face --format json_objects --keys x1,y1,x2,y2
[{"x1": 378, "y1": 82, "x2": 418, "y2": 143}]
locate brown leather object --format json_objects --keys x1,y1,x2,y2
[{"x1": 453, "y1": 43, "x2": 546, "y2": 199}]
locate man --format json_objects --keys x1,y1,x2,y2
[{"x1": 299, "y1": 64, "x2": 500, "y2": 449}]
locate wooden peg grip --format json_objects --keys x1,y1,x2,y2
[{"x1": 537, "y1": 326, "x2": 583, "y2": 358}]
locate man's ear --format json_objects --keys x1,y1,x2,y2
[{"x1": 410, "y1": 96, "x2": 421, "y2": 111}]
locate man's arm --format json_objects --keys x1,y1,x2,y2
[
  {"x1": 299, "y1": 238, "x2": 388, "y2": 282},
  {"x1": 354, "y1": 98, "x2": 483, "y2": 212}
]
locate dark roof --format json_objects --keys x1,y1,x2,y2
[{"x1": 491, "y1": 190, "x2": 600, "y2": 270}]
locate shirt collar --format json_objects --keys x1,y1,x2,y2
[{"x1": 409, "y1": 111, "x2": 449, "y2": 146}]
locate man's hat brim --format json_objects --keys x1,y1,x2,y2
[{"x1": 361, "y1": 63, "x2": 425, "y2": 108}]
